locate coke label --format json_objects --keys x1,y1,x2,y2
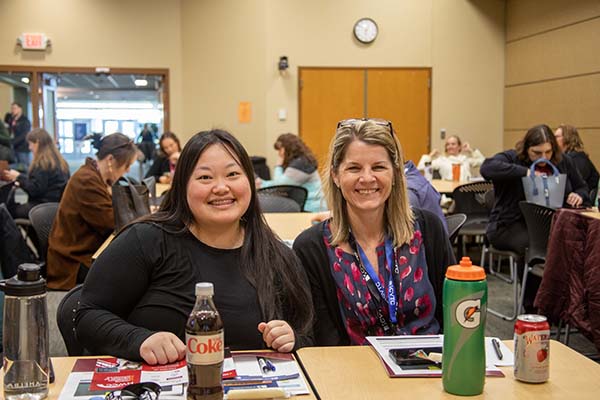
[{"x1": 186, "y1": 333, "x2": 224, "y2": 365}]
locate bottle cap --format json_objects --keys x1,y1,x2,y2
[
  {"x1": 195, "y1": 282, "x2": 214, "y2": 296},
  {"x1": 445, "y1": 257, "x2": 486, "y2": 281},
  {"x1": 0, "y1": 263, "x2": 47, "y2": 296}
]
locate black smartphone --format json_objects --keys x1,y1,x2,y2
[{"x1": 389, "y1": 347, "x2": 442, "y2": 367}]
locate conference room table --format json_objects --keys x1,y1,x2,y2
[
  {"x1": 296, "y1": 340, "x2": 600, "y2": 399},
  {"x1": 430, "y1": 179, "x2": 465, "y2": 195},
  {"x1": 27, "y1": 340, "x2": 599, "y2": 399},
  {"x1": 0, "y1": 355, "x2": 317, "y2": 400}
]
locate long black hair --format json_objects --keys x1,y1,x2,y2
[{"x1": 141, "y1": 129, "x2": 313, "y2": 335}]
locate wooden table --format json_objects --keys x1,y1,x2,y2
[
  {"x1": 264, "y1": 212, "x2": 314, "y2": 241},
  {"x1": 296, "y1": 340, "x2": 600, "y2": 399},
  {"x1": 431, "y1": 179, "x2": 465, "y2": 195},
  {"x1": 156, "y1": 182, "x2": 170, "y2": 196},
  {"x1": 0, "y1": 356, "x2": 316, "y2": 399},
  {"x1": 582, "y1": 210, "x2": 600, "y2": 220}
]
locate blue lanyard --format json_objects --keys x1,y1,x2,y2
[{"x1": 355, "y1": 237, "x2": 398, "y2": 325}]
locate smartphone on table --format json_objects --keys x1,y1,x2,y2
[{"x1": 389, "y1": 347, "x2": 442, "y2": 368}]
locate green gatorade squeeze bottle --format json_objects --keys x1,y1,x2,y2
[{"x1": 442, "y1": 256, "x2": 487, "y2": 396}]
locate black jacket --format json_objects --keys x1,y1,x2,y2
[
  {"x1": 17, "y1": 166, "x2": 69, "y2": 204},
  {"x1": 481, "y1": 150, "x2": 590, "y2": 235},
  {"x1": 10, "y1": 115, "x2": 31, "y2": 152},
  {"x1": 566, "y1": 151, "x2": 599, "y2": 196},
  {"x1": 144, "y1": 155, "x2": 170, "y2": 180},
  {"x1": 293, "y1": 208, "x2": 455, "y2": 346}
]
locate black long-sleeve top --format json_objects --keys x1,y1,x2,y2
[
  {"x1": 10, "y1": 115, "x2": 31, "y2": 152},
  {"x1": 144, "y1": 155, "x2": 170, "y2": 180},
  {"x1": 480, "y1": 150, "x2": 590, "y2": 235},
  {"x1": 566, "y1": 151, "x2": 599, "y2": 195},
  {"x1": 16, "y1": 167, "x2": 69, "y2": 204},
  {"x1": 293, "y1": 208, "x2": 455, "y2": 346},
  {"x1": 75, "y1": 222, "x2": 312, "y2": 361}
]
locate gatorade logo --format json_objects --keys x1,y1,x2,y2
[{"x1": 455, "y1": 299, "x2": 481, "y2": 329}]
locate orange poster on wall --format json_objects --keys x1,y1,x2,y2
[{"x1": 238, "y1": 102, "x2": 252, "y2": 123}]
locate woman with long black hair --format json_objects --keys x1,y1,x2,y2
[{"x1": 75, "y1": 129, "x2": 314, "y2": 364}]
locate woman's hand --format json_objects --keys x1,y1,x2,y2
[
  {"x1": 255, "y1": 177, "x2": 263, "y2": 188},
  {"x1": 566, "y1": 192, "x2": 583, "y2": 208},
  {"x1": 429, "y1": 149, "x2": 440, "y2": 158},
  {"x1": 3, "y1": 169, "x2": 20, "y2": 181},
  {"x1": 139, "y1": 332, "x2": 186, "y2": 365},
  {"x1": 257, "y1": 320, "x2": 295, "y2": 353},
  {"x1": 159, "y1": 174, "x2": 172, "y2": 184},
  {"x1": 169, "y1": 151, "x2": 181, "y2": 164}
]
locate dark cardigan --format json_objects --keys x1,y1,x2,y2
[{"x1": 293, "y1": 208, "x2": 455, "y2": 346}]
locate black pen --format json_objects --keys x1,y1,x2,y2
[{"x1": 492, "y1": 338, "x2": 503, "y2": 360}]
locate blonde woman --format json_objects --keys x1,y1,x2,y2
[
  {"x1": 555, "y1": 124, "x2": 599, "y2": 195},
  {"x1": 2, "y1": 128, "x2": 69, "y2": 219},
  {"x1": 294, "y1": 119, "x2": 454, "y2": 346}
]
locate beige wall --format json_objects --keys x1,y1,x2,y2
[
  {"x1": 505, "y1": 0, "x2": 600, "y2": 166},
  {"x1": 1, "y1": 0, "x2": 505, "y2": 168},
  {"x1": 0, "y1": 82, "x2": 13, "y2": 115},
  {"x1": 0, "y1": 0, "x2": 184, "y2": 135},
  {"x1": 181, "y1": 0, "x2": 505, "y2": 168}
]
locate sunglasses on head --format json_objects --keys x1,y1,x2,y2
[
  {"x1": 336, "y1": 118, "x2": 394, "y2": 135},
  {"x1": 105, "y1": 382, "x2": 161, "y2": 400}
]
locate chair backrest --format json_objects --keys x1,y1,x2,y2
[
  {"x1": 445, "y1": 213, "x2": 467, "y2": 244},
  {"x1": 28, "y1": 202, "x2": 59, "y2": 261},
  {"x1": 258, "y1": 185, "x2": 308, "y2": 211},
  {"x1": 452, "y1": 181, "x2": 494, "y2": 219},
  {"x1": 258, "y1": 193, "x2": 302, "y2": 213},
  {"x1": 142, "y1": 176, "x2": 159, "y2": 206},
  {"x1": 518, "y1": 201, "x2": 556, "y2": 265},
  {"x1": 0, "y1": 181, "x2": 16, "y2": 204},
  {"x1": 56, "y1": 284, "x2": 85, "y2": 356}
]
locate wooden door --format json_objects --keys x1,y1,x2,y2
[
  {"x1": 366, "y1": 68, "x2": 430, "y2": 165},
  {"x1": 299, "y1": 68, "x2": 364, "y2": 167},
  {"x1": 299, "y1": 67, "x2": 431, "y2": 168}
]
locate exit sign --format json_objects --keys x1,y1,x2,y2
[{"x1": 18, "y1": 33, "x2": 50, "y2": 50}]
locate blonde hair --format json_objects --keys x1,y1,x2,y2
[
  {"x1": 558, "y1": 124, "x2": 585, "y2": 153},
  {"x1": 322, "y1": 120, "x2": 414, "y2": 247},
  {"x1": 27, "y1": 128, "x2": 69, "y2": 174}
]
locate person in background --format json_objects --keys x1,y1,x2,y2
[
  {"x1": 75, "y1": 129, "x2": 313, "y2": 364},
  {"x1": 46, "y1": 133, "x2": 138, "y2": 290},
  {"x1": 417, "y1": 135, "x2": 485, "y2": 181},
  {"x1": 8, "y1": 102, "x2": 32, "y2": 171},
  {"x1": 404, "y1": 160, "x2": 448, "y2": 233},
  {"x1": 137, "y1": 123, "x2": 157, "y2": 164},
  {"x1": 294, "y1": 119, "x2": 454, "y2": 346},
  {"x1": 145, "y1": 131, "x2": 181, "y2": 184},
  {"x1": 1, "y1": 128, "x2": 70, "y2": 219},
  {"x1": 481, "y1": 124, "x2": 590, "y2": 310},
  {"x1": 0, "y1": 117, "x2": 14, "y2": 164},
  {"x1": 255, "y1": 133, "x2": 327, "y2": 212},
  {"x1": 554, "y1": 124, "x2": 599, "y2": 197}
]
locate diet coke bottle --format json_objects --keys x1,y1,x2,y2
[{"x1": 186, "y1": 282, "x2": 224, "y2": 400}]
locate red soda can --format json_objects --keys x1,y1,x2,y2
[{"x1": 513, "y1": 314, "x2": 550, "y2": 383}]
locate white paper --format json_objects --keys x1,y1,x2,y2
[{"x1": 366, "y1": 335, "x2": 511, "y2": 377}]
